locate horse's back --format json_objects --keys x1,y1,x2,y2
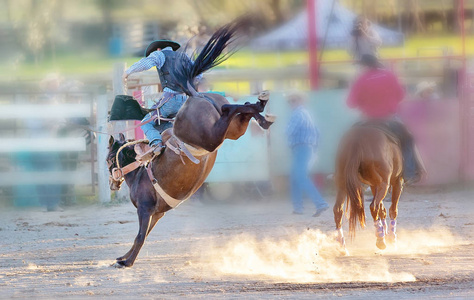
[{"x1": 336, "y1": 125, "x2": 403, "y2": 185}]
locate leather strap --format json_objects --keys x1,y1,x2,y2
[
  {"x1": 146, "y1": 162, "x2": 187, "y2": 208},
  {"x1": 165, "y1": 135, "x2": 201, "y2": 165},
  {"x1": 111, "y1": 161, "x2": 142, "y2": 181}
]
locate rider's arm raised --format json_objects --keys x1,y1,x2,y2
[{"x1": 125, "y1": 51, "x2": 166, "y2": 76}]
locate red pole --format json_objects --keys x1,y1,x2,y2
[
  {"x1": 459, "y1": 0, "x2": 468, "y2": 181},
  {"x1": 460, "y1": 0, "x2": 466, "y2": 59},
  {"x1": 307, "y1": 0, "x2": 319, "y2": 90}
]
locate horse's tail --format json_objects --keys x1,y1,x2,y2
[
  {"x1": 345, "y1": 142, "x2": 365, "y2": 236},
  {"x1": 174, "y1": 17, "x2": 252, "y2": 96}
]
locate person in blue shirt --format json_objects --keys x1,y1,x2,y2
[
  {"x1": 122, "y1": 40, "x2": 194, "y2": 156},
  {"x1": 286, "y1": 91, "x2": 329, "y2": 216}
]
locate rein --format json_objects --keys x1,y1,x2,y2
[{"x1": 66, "y1": 115, "x2": 175, "y2": 136}]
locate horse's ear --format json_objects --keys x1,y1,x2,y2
[
  {"x1": 108, "y1": 136, "x2": 114, "y2": 147},
  {"x1": 118, "y1": 133, "x2": 126, "y2": 142}
]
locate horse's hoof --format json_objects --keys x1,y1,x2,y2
[
  {"x1": 258, "y1": 120, "x2": 273, "y2": 130},
  {"x1": 386, "y1": 233, "x2": 397, "y2": 245},
  {"x1": 338, "y1": 247, "x2": 350, "y2": 256},
  {"x1": 111, "y1": 260, "x2": 131, "y2": 268},
  {"x1": 258, "y1": 90, "x2": 270, "y2": 101},
  {"x1": 115, "y1": 256, "x2": 126, "y2": 261},
  {"x1": 265, "y1": 113, "x2": 276, "y2": 123},
  {"x1": 376, "y1": 237, "x2": 387, "y2": 250}
]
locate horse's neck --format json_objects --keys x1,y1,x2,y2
[{"x1": 118, "y1": 146, "x2": 138, "y2": 171}]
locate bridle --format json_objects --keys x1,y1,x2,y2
[{"x1": 107, "y1": 143, "x2": 144, "y2": 183}]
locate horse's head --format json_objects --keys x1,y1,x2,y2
[{"x1": 107, "y1": 133, "x2": 128, "y2": 191}]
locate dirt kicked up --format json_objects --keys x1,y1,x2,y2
[{"x1": 0, "y1": 188, "x2": 473, "y2": 298}]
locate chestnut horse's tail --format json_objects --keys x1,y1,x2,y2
[{"x1": 345, "y1": 143, "x2": 366, "y2": 236}]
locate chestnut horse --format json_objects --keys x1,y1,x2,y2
[
  {"x1": 106, "y1": 20, "x2": 274, "y2": 267},
  {"x1": 333, "y1": 125, "x2": 403, "y2": 253}
]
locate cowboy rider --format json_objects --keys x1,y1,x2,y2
[
  {"x1": 122, "y1": 39, "x2": 199, "y2": 157},
  {"x1": 347, "y1": 54, "x2": 426, "y2": 184}
]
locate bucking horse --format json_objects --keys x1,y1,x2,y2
[{"x1": 106, "y1": 20, "x2": 274, "y2": 267}]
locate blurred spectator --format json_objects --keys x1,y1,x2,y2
[
  {"x1": 349, "y1": 15, "x2": 382, "y2": 62},
  {"x1": 285, "y1": 91, "x2": 328, "y2": 217},
  {"x1": 346, "y1": 54, "x2": 425, "y2": 184},
  {"x1": 414, "y1": 81, "x2": 439, "y2": 101}
]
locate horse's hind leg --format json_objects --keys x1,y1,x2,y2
[
  {"x1": 370, "y1": 182, "x2": 389, "y2": 250},
  {"x1": 333, "y1": 190, "x2": 348, "y2": 255},
  {"x1": 114, "y1": 206, "x2": 153, "y2": 268},
  {"x1": 379, "y1": 202, "x2": 388, "y2": 237},
  {"x1": 116, "y1": 212, "x2": 164, "y2": 262},
  {"x1": 252, "y1": 112, "x2": 275, "y2": 130},
  {"x1": 387, "y1": 179, "x2": 403, "y2": 245}
]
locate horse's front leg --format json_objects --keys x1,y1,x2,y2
[
  {"x1": 116, "y1": 212, "x2": 164, "y2": 262},
  {"x1": 113, "y1": 206, "x2": 154, "y2": 268}
]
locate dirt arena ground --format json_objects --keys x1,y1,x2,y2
[{"x1": 1, "y1": 187, "x2": 473, "y2": 299}]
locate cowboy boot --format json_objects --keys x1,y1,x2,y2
[
  {"x1": 136, "y1": 141, "x2": 164, "y2": 162},
  {"x1": 152, "y1": 141, "x2": 165, "y2": 155}
]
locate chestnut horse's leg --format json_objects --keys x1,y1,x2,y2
[
  {"x1": 370, "y1": 185, "x2": 387, "y2": 235},
  {"x1": 116, "y1": 212, "x2": 164, "y2": 262},
  {"x1": 114, "y1": 206, "x2": 153, "y2": 268},
  {"x1": 388, "y1": 179, "x2": 403, "y2": 244},
  {"x1": 333, "y1": 190, "x2": 348, "y2": 255},
  {"x1": 379, "y1": 202, "x2": 388, "y2": 237},
  {"x1": 370, "y1": 182, "x2": 389, "y2": 250}
]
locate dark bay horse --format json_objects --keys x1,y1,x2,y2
[
  {"x1": 106, "y1": 19, "x2": 274, "y2": 268},
  {"x1": 333, "y1": 125, "x2": 403, "y2": 253},
  {"x1": 107, "y1": 91, "x2": 272, "y2": 268}
]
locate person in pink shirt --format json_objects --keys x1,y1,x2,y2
[
  {"x1": 347, "y1": 55, "x2": 404, "y2": 119},
  {"x1": 346, "y1": 54, "x2": 425, "y2": 184}
]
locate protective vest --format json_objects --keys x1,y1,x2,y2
[{"x1": 157, "y1": 50, "x2": 187, "y2": 93}]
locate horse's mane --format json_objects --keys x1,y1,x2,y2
[{"x1": 173, "y1": 16, "x2": 253, "y2": 96}]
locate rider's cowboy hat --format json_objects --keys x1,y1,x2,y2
[
  {"x1": 145, "y1": 40, "x2": 181, "y2": 57},
  {"x1": 415, "y1": 81, "x2": 436, "y2": 96},
  {"x1": 357, "y1": 54, "x2": 384, "y2": 68}
]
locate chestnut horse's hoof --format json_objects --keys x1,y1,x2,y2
[
  {"x1": 386, "y1": 233, "x2": 397, "y2": 246},
  {"x1": 376, "y1": 237, "x2": 387, "y2": 250},
  {"x1": 338, "y1": 246, "x2": 350, "y2": 256}
]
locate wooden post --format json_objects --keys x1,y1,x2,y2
[
  {"x1": 111, "y1": 62, "x2": 131, "y2": 202},
  {"x1": 96, "y1": 91, "x2": 111, "y2": 203}
]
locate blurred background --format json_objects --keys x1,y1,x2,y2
[{"x1": 0, "y1": 0, "x2": 473, "y2": 208}]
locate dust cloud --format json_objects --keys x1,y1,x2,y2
[{"x1": 198, "y1": 227, "x2": 465, "y2": 283}]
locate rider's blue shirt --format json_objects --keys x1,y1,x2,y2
[
  {"x1": 126, "y1": 47, "x2": 201, "y2": 94},
  {"x1": 126, "y1": 47, "x2": 180, "y2": 94}
]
